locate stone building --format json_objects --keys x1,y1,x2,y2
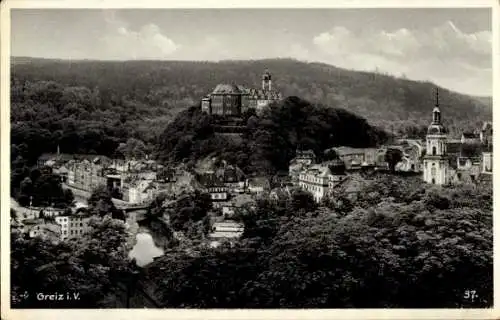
[{"x1": 201, "y1": 69, "x2": 283, "y2": 117}]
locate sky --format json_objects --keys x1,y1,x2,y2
[{"x1": 10, "y1": 8, "x2": 492, "y2": 96}]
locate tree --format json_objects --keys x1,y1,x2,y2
[
  {"x1": 88, "y1": 185, "x2": 123, "y2": 219},
  {"x1": 116, "y1": 138, "x2": 148, "y2": 160},
  {"x1": 290, "y1": 189, "x2": 317, "y2": 213},
  {"x1": 10, "y1": 216, "x2": 139, "y2": 308},
  {"x1": 384, "y1": 148, "x2": 403, "y2": 173}
]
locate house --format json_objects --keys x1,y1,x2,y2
[
  {"x1": 269, "y1": 186, "x2": 293, "y2": 202},
  {"x1": 288, "y1": 150, "x2": 316, "y2": 182},
  {"x1": 208, "y1": 186, "x2": 229, "y2": 204},
  {"x1": 480, "y1": 121, "x2": 493, "y2": 146},
  {"x1": 293, "y1": 149, "x2": 316, "y2": 165},
  {"x1": 157, "y1": 168, "x2": 177, "y2": 183},
  {"x1": 208, "y1": 220, "x2": 245, "y2": 247},
  {"x1": 128, "y1": 180, "x2": 158, "y2": 204},
  {"x1": 39, "y1": 207, "x2": 66, "y2": 218},
  {"x1": 28, "y1": 223, "x2": 62, "y2": 242},
  {"x1": 461, "y1": 132, "x2": 481, "y2": 144},
  {"x1": 55, "y1": 213, "x2": 91, "y2": 241},
  {"x1": 53, "y1": 165, "x2": 69, "y2": 182},
  {"x1": 221, "y1": 194, "x2": 256, "y2": 217},
  {"x1": 482, "y1": 152, "x2": 493, "y2": 174},
  {"x1": 246, "y1": 177, "x2": 271, "y2": 195},
  {"x1": 330, "y1": 174, "x2": 367, "y2": 201},
  {"x1": 67, "y1": 159, "x2": 107, "y2": 192},
  {"x1": 298, "y1": 164, "x2": 331, "y2": 203},
  {"x1": 384, "y1": 143, "x2": 422, "y2": 172},
  {"x1": 332, "y1": 147, "x2": 379, "y2": 169}
]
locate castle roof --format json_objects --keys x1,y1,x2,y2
[{"x1": 212, "y1": 84, "x2": 241, "y2": 95}]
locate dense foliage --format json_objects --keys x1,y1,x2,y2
[
  {"x1": 144, "y1": 175, "x2": 492, "y2": 308},
  {"x1": 10, "y1": 57, "x2": 491, "y2": 191},
  {"x1": 88, "y1": 186, "x2": 125, "y2": 220},
  {"x1": 13, "y1": 168, "x2": 73, "y2": 208},
  {"x1": 158, "y1": 96, "x2": 388, "y2": 174},
  {"x1": 12, "y1": 57, "x2": 491, "y2": 136}
]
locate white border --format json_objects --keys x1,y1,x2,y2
[{"x1": 1, "y1": 0, "x2": 499, "y2": 319}]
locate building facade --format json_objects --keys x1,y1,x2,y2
[
  {"x1": 298, "y1": 164, "x2": 331, "y2": 203},
  {"x1": 482, "y1": 152, "x2": 493, "y2": 174},
  {"x1": 201, "y1": 69, "x2": 283, "y2": 117},
  {"x1": 55, "y1": 215, "x2": 91, "y2": 241}
]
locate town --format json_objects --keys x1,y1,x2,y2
[
  {"x1": 6, "y1": 6, "x2": 494, "y2": 311},
  {"x1": 10, "y1": 70, "x2": 493, "y2": 258}
]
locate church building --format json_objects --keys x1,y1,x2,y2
[
  {"x1": 422, "y1": 97, "x2": 449, "y2": 185},
  {"x1": 422, "y1": 89, "x2": 493, "y2": 186}
]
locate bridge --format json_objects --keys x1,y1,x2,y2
[{"x1": 117, "y1": 204, "x2": 150, "y2": 212}]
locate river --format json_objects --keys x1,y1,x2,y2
[{"x1": 128, "y1": 231, "x2": 165, "y2": 267}]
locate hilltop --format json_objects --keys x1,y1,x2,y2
[
  {"x1": 156, "y1": 96, "x2": 388, "y2": 175},
  {"x1": 11, "y1": 57, "x2": 491, "y2": 132}
]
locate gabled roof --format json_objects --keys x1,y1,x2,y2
[
  {"x1": 247, "y1": 177, "x2": 271, "y2": 188},
  {"x1": 212, "y1": 83, "x2": 241, "y2": 94}
]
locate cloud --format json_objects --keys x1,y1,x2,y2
[
  {"x1": 311, "y1": 21, "x2": 492, "y2": 95},
  {"x1": 185, "y1": 36, "x2": 233, "y2": 61},
  {"x1": 99, "y1": 11, "x2": 178, "y2": 60}
]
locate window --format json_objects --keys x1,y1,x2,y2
[
  {"x1": 432, "y1": 146, "x2": 436, "y2": 155},
  {"x1": 457, "y1": 173, "x2": 462, "y2": 180},
  {"x1": 431, "y1": 178, "x2": 435, "y2": 184}
]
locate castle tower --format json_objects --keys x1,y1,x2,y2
[
  {"x1": 423, "y1": 88, "x2": 449, "y2": 185},
  {"x1": 262, "y1": 69, "x2": 272, "y2": 91}
]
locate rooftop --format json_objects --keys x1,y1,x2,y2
[
  {"x1": 462, "y1": 132, "x2": 480, "y2": 139},
  {"x1": 212, "y1": 83, "x2": 242, "y2": 95}
]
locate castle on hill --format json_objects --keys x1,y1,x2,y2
[{"x1": 201, "y1": 69, "x2": 283, "y2": 116}]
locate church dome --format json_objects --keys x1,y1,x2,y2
[
  {"x1": 212, "y1": 84, "x2": 242, "y2": 94},
  {"x1": 262, "y1": 70, "x2": 271, "y2": 80},
  {"x1": 427, "y1": 105, "x2": 446, "y2": 135}
]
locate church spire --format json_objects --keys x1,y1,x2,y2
[
  {"x1": 432, "y1": 87, "x2": 441, "y2": 124},
  {"x1": 435, "y1": 87, "x2": 439, "y2": 107}
]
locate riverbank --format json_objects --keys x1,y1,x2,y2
[{"x1": 128, "y1": 228, "x2": 165, "y2": 267}]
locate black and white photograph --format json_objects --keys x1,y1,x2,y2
[{"x1": 1, "y1": 0, "x2": 496, "y2": 317}]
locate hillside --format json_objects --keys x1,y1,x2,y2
[
  {"x1": 12, "y1": 57, "x2": 491, "y2": 128},
  {"x1": 156, "y1": 96, "x2": 388, "y2": 175}
]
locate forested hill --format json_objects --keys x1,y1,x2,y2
[
  {"x1": 12, "y1": 57, "x2": 491, "y2": 132},
  {"x1": 156, "y1": 96, "x2": 388, "y2": 175}
]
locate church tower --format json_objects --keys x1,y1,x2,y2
[
  {"x1": 423, "y1": 88, "x2": 449, "y2": 185},
  {"x1": 262, "y1": 69, "x2": 272, "y2": 91}
]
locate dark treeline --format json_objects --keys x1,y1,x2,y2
[
  {"x1": 12, "y1": 57, "x2": 491, "y2": 136},
  {"x1": 142, "y1": 175, "x2": 492, "y2": 308},
  {"x1": 11, "y1": 174, "x2": 492, "y2": 308}
]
